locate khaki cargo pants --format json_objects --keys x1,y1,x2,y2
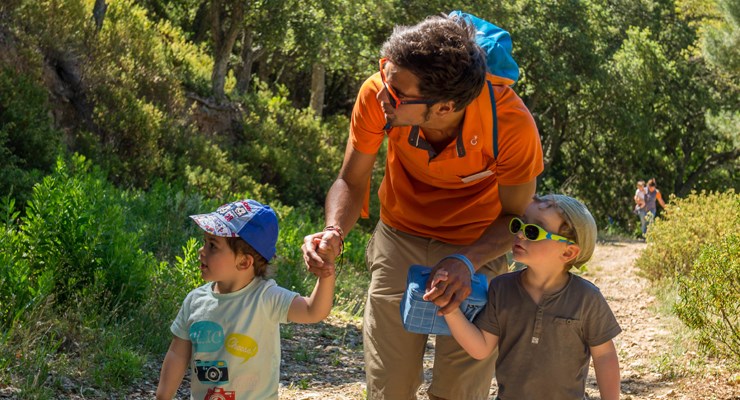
[{"x1": 363, "y1": 221, "x2": 507, "y2": 400}]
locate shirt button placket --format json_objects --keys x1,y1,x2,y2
[{"x1": 532, "y1": 306, "x2": 544, "y2": 344}]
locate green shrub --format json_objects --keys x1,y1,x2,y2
[
  {"x1": 235, "y1": 83, "x2": 346, "y2": 208},
  {"x1": 635, "y1": 190, "x2": 739, "y2": 281},
  {"x1": 129, "y1": 238, "x2": 204, "y2": 353},
  {"x1": 674, "y1": 234, "x2": 740, "y2": 363},
  {"x1": 20, "y1": 155, "x2": 152, "y2": 309},
  {"x1": 0, "y1": 197, "x2": 53, "y2": 330},
  {"x1": 181, "y1": 137, "x2": 277, "y2": 201},
  {"x1": 12, "y1": 0, "x2": 91, "y2": 54},
  {"x1": 125, "y1": 180, "x2": 209, "y2": 262},
  {"x1": 0, "y1": 68, "x2": 62, "y2": 206}
]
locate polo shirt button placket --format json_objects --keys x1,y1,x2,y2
[{"x1": 532, "y1": 306, "x2": 544, "y2": 344}]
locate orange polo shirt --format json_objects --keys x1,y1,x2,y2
[{"x1": 350, "y1": 72, "x2": 543, "y2": 245}]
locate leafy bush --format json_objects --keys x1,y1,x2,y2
[
  {"x1": 0, "y1": 197, "x2": 53, "y2": 330},
  {"x1": 235, "y1": 83, "x2": 346, "y2": 208},
  {"x1": 127, "y1": 238, "x2": 204, "y2": 353},
  {"x1": 635, "y1": 190, "x2": 739, "y2": 281},
  {"x1": 20, "y1": 155, "x2": 153, "y2": 309},
  {"x1": 180, "y1": 136, "x2": 277, "y2": 201},
  {"x1": 12, "y1": 0, "x2": 91, "y2": 54},
  {"x1": 674, "y1": 234, "x2": 740, "y2": 362},
  {"x1": 0, "y1": 68, "x2": 62, "y2": 206},
  {"x1": 125, "y1": 180, "x2": 209, "y2": 262}
]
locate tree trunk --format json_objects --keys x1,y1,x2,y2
[
  {"x1": 236, "y1": 29, "x2": 264, "y2": 95},
  {"x1": 210, "y1": 0, "x2": 245, "y2": 101},
  {"x1": 92, "y1": 0, "x2": 107, "y2": 32},
  {"x1": 309, "y1": 61, "x2": 326, "y2": 116},
  {"x1": 191, "y1": 1, "x2": 211, "y2": 44}
]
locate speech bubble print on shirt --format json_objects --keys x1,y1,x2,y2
[
  {"x1": 189, "y1": 321, "x2": 224, "y2": 353},
  {"x1": 225, "y1": 333, "x2": 258, "y2": 364}
]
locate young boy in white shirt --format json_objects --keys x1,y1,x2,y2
[{"x1": 156, "y1": 199, "x2": 336, "y2": 400}]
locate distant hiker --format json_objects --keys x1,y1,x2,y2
[{"x1": 644, "y1": 178, "x2": 666, "y2": 234}]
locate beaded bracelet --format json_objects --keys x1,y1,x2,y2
[
  {"x1": 323, "y1": 225, "x2": 345, "y2": 255},
  {"x1": 323, "y1": 225, "x2": 345, "y2": 276}
]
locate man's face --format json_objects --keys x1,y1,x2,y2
[{"x1": 377, "y1": 60, "x2": 437, "y2": 128}]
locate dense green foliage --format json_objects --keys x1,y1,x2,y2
[
  {"x1": 0, "y1": 69, "x2": 62, "y2": 207},
  {"x1": 636, "y1": 190, "x2": 739, "y2": 363},
  {"x1": 635, "y1": 190, "x2": 739, "y2": 280},
  {"x1": 0, "y1": 0, "x2": 738, "y2": 394},
  {"x1": 674, "y1": 234, "x2": 740, "y2": 363},
  {"x1": 0, "y1": 156, "x2": 369, "y2": 393}
]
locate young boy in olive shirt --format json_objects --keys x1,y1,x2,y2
[{"x1": 430, "y1": 195, "x2": 621, "y2": 400}]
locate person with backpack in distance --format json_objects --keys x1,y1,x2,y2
[
  {"x1": 644, "y1": 178, "x2": 666, "y2": 233},
  {"x1": 301, "y1": 12, "x2": 543, "y2": 400},
  {"x1": 430, "y1": 195, "x2": 621, "y2": 400},
  {"x1": 156, "y1": 199, "x2": 335, "y2": 400}
]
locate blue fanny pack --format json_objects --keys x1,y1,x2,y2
[{"x1": 400, "y1": 254, "x2": 490, "y2": 336}]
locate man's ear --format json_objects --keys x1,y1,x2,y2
[
  {"x1": 560, "y1": 244, "x2": 581, "y2": 265},
  {"x1": 237, "y1": 254, "x2": 255, "y2": 271},
  {"x1": 434, "y1": 100, "x2": 457, "y2": 116}
]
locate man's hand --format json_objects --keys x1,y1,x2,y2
[
  {"x1": 422, "y1": 257, "x2": 473, "y2": 315},
  {"x1": 302, "y1": 230, "x2": 342, "y2": 278}
]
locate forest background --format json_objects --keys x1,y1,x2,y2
[{"x1": 0, "y1": 0, "x2": 738, "y2": 397}]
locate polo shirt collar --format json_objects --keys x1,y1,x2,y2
[{"x1": 407, "y1": 125, "x2": 467, "y2": 161}]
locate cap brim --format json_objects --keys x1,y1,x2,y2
[{"x1": 190, "y1": 213, "x2": 238, "y2": 237}]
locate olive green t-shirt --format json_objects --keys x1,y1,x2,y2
[{"x1": 474, "y1": 270, "x2": 621, "y2": 400}]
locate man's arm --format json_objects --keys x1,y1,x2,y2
[
  {"x1": 591, "y1": 340, "x2": 621, "y2": 400},
  {"x1": 424, "y1": 180, "x2": 536, "y2": 314},
  {"x1": 302, "y1": 143, "x2": 376, "y2": 276},
  {"x1": 156, "y1": 336, "x2": 191, "y2": 400}
]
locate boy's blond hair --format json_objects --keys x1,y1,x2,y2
[{"x1": 533, "y1": 194, "x2": 597, "y2": 268}]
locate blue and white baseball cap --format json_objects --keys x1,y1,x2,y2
[{"x1": 190, "y1": 199, "x2": 278, "y2": 261}]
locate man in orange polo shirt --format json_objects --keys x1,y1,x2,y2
[{"x1": 302, "y1": 14, "x2": 543, "y2": 400}]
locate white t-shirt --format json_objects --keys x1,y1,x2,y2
[
  {"x1": 635, "y1": 188, "x2": 645, "y2": 202},
  {"x1": 171, "y1": 278, "x2": 299, "y2": 400}
]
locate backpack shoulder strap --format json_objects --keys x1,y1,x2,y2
[{"x1": 487, "y1": 81, "x2": 499, "y2": 160}]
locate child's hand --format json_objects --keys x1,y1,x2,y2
[{"x1": 425, "y1": 270, "x2": 449, "y2": 296}]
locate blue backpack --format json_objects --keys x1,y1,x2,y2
[
  {"x1": 449, "y1": 10, "x2": 519, "y2": 161},
  {"x1": 449, "y1": 10, "x2": 519, "y2": 85}
]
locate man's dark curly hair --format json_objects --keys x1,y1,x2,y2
[{"x1": 381, "y1": 14, "x2": 487, "y2": 111}]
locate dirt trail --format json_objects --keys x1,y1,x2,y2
[{"x1": 277, "y1": 240, "x2": 739, "y2": 400}]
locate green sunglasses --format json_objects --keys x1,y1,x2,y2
[{"x1": 509, "y1": 217, "x2": 576, "y2": 244}]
